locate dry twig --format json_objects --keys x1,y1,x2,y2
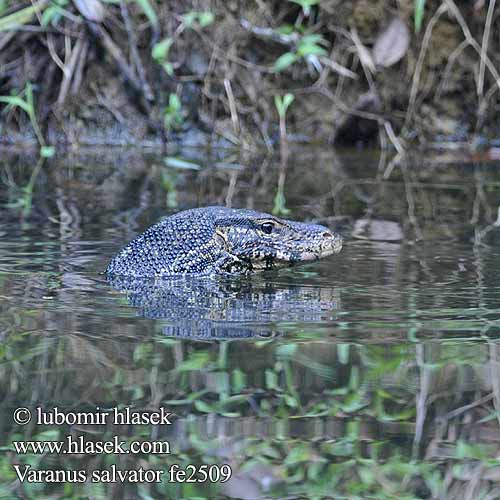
[{"x1": 478, "y1": 0, "x2": 496, "y2": 98}]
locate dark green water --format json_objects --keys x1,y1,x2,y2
[{"x1": 1, "y1": 148, "x2": 500, "y2": 499}]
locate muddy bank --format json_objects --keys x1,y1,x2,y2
[{"x1": 1, "y1": 0, "x2": 499, "y2": 150}]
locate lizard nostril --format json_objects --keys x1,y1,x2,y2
[{"x1": 323, "y1": 231, "x2": 333, "y2": 238}]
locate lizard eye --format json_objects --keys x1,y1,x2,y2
[{"x1": 261, "y1": 222, "x2": 275, "y2": 235}]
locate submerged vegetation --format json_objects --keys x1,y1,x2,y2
[
  {"x1": 1, "y1": 0, "x2": 500, "y2": 150},
  {"x1": 2, "y1": 312, "x2": 500, "y2": 498}
]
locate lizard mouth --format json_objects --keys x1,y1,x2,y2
[
  {"x1": 293, "y1": 233, "x2": 343, "y2": 261},
  {"x1": 246, "y1": 234, "x2": 343, "y2": 268},
  {"x1": 320, "y1": 233, "x2": 343, "y2": 257},
  {"x1": 229, "y1": 231, "x2": 343, "y2": 271}
]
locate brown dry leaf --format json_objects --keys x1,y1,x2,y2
[
  {"x1": 373, "y1": 17, "x2": 410, "y2": 68},
  {"x1": 73, "y1": 0, "x2": 105, "y2": 22}
]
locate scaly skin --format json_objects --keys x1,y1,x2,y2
[
  {"x1": 106, "y1": 274, "x2": 341, "y2": 339},
  {"x1": 106, "y1": 206, "x2": 343, "y2": 277}
]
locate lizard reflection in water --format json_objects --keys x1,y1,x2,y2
[
  {"x1": 108, "y1": 275, "x2": 341, "y2": 340},
  {"x1": 106, "y1": 207, "x2": 343, "y2": 278}
]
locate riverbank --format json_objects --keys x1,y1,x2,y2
[{"x1": 1, "y1": 0, "x2": 499, "y2": 152}]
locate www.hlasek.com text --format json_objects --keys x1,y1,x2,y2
[{"x1": 13, "y1": 435, "x2": 171, "y2": 455}]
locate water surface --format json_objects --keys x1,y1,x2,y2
[{"x1": 1, "y1": 148, "x2": 500, "y2": 499}]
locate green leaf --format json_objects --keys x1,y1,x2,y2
[
  {"x1": 276, "y1": 342, "x2": 297, "y2": 358},
  {"x1": 152, "y1": 38, "x2": 173, "y2": 62},
  {"x1": 194, "y1": 400, "x2": 214, "y2": 413},
  {"x1": 276, "y1": 24, "x2": 294, "y2": 35},
  {"x1": 232, "y1": 369, "x2": 246, "y2": 392},
  {"x1": 40, "y1": 145, "x2": 55, "y2": 158},
  {"x1": 165, "y1": 390, "x2": 207, "y2": 404},
  {"x1": 168, "y1": 93, "x2": 181, "y2": 110},
  {"x1": 297, "y1": 43, "x2": 327, "y2": 57},
  {"x1": 155, "y1": 337, "x2": 178, "y2": 345},
  {"x1": 198, "y1": 11, "x2": 214, "y2": 28},
  {"x1": 182, "y1": 11, "x2": 197, "y2": 27},
  {"x1": 299, "y1": 34, "x2": 324, "y2": 45},
  {"x1": 337, "y1": 343, "x2": 350, "y2": 364},
  {"x1": 176, "y1": 352, "x2": 210, "y2": 372},
  {"x1": 164, "y1": 93, "x2": 184, "y2": 131},
  {"x1": 414, "y1": 0, "x2": 426, "y2": 33},
  {"x1": 284, "y1": 444, "x2": 311, "y2": 465},
  {"x1": 282, "y1": 93, "x2": 294, "y2": 111},
  {"x1": 265, "y1": 369, "x2": 278, "y2": 389},
  {"x1": 274, "y1": 93, "x2": 294, "y2": 118},
  {"x1": 162, "y1": 62, "x2": 174, "y2": 76},
  {"x1": 135, "y1": 0, "x2": 158, "y2": 29},
  {"x1": 0, "y1": 96, "x2": 31, "y2": 114},
  {"x1": 274, "y1": 95, "x2": 283, "y2": 115},
  {"x1": 166, "y1": 191, "x2": 177, "y2": 208},
  {"x1": 273, "y1": 52, "x2": 298, "y2": 72},
  {"x1": 288, "y1": 0, "x2": 320, "y2": 16},
  {"x1": 297, "y1": 35, "x2": 328, "y2": 58},
  {"x1": 273, "y1": 189, "x2": 290, "y2": 216},
  {"x1": 0, "y1": 2, "x2": 46, "y2": 32},
  {"x1": 35, "y1": 429, "x2": 60, "y2": 441},
  {"x1": 133, "y1": 343, "x2": 152, "y2": 363},
  {"x1": 41, "y1": 5, "x2": 63, "y2": 26},
  {"x1": 164, "y1": 157, "x2": 201, "y2": 170},
  {"x1": 219, "y1": 394, "x2": 248, "y2": 408},
  {"x1": 182, "y1": 10, "x2": 214, "y2": 28}
]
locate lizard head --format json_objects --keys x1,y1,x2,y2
[{"x1": 213, "y1": 208, "x2": 343, "y2": 271}]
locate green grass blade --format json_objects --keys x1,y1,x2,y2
[
  {"x1": 414, "y1": 0, "x2": 426, "y2": 33},
  {"x1": 0, "y1": 1, "x2": 47, "y2": 32},
  {"x1": 134, "y1": 0, "x2": 158, "y2": 29}
]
